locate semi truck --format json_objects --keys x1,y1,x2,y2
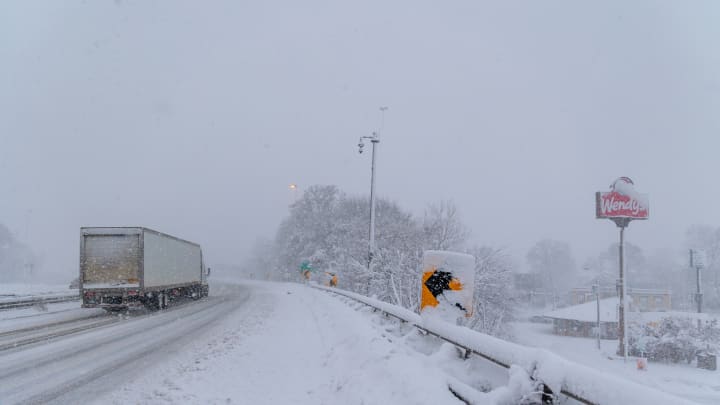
[{"x1": 79, "y1": 227, "x2": 210, "y2": 310}]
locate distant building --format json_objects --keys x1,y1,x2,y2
[
  {"x1": 569, "y1": 286, "x2": 615, "y2": 305},
  {"x1": 543, "y1": 297, "x2": 619, "y2": 339},
  {"x1": 544, "y1": 288, "x2": 674, "y2": 339},
  {"x1": 627, "y1": 288, "x2": 672, "y2": 312},
  {"x1": 569, "y1": 287, "x2": 671, "y2": 312}
]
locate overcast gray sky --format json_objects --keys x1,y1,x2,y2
[{"x1": 2, "y1": 1, "x2": 719, "y2": 281}]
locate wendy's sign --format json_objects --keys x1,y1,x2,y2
[{"x1": 596, "y1": 177, "x2": 649, "y2": 220}]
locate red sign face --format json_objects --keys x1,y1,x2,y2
[{"x1": 596, "y1": 191, "x2": 649, "y2": 219}]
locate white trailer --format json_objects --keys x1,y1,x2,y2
[{"x1": 80, "y1": 227, "x2": 209, "y2": 310}]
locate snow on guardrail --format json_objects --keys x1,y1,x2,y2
[
  {"x1": 313, "y1": 284, "x2": 700, "y2": 405},
  {"x1": 0, "y1": 293, "x2": 80, "y2": 310}
]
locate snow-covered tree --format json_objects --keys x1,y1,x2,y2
[
  {"x1": 422, "y1": 200, "x2": 469, "y2": 251},
  {"x1": 685, "y1": 225, "x2": 720, "y2": 310},
  {"x1": 526, "y1": 239, "x2": 576, "y2": 306},
  {"x1": 465, "y1": 246, "x2": 515, "y2": 338},
  {"x1": 272, "y1": 185, "x2": 424, "y2": 304},
  {"x1": 274, "y1": 185, "x2": 343, "y2": 281},
  {"x1": 597, "y1": 241, "x2": 649, "y2": 287},
  {"x1": 0, "y1": 223, "x2": 34, "y2": 283},
  {"x1": 270, "y1": 185, "x2": 515, "y2": 338}
]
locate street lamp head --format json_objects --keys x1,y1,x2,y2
[{"x1": 289, "y1": 183, "x2": 297, "y2": 190}]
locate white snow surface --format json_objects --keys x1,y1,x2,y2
[
  {"x1": 99, "y1": 281, "x2": 465, "y2": 404},
  {"x1": 544, "y1": 297, "x2": 619, "y2": 322},
  {"x1": 513, "y1": 321, "x2": 719, "y2": 405},
  {"x1": 543, "y1": 298, "x2": 719, "y2": 324},
  {"x1": 0, "y1": 301, "x2": 104, "y2": 334},
  {"x1": 0, "y1": 281, "x2": 705, "y2": 405},
  {"x1": 82, "y1": 282, "x2": 140, "y2": 289},
  {"x1": 0, "y1": 283, "x2": 75, "y2": 300},
  {"x1": 317, "y1": 285, "x2": 701, "y2": 404},
  {"x1": 611, "y1": 178, "x2": 649, "y2": 208}
]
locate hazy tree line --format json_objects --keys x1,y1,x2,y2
[
  {"x1": 523, "y1": 227, "x2": 720, "y2": 311},
  {"x1": 0, "y1": 223, "x2": 35, "y2": 283},
  {"x1": 249, "y1": 185, "x2": 515, "y2": 338}
]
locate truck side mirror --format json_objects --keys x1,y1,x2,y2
[{"x1": 207, "y1": 267, "x2": 211, "y2": 278}]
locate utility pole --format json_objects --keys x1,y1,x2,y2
[
  {"x1": 368, "y1": 132, "x2": 379, "y2": 270},
  {"x1": 289, "y1": 183, "x2": 298, "y2": 203},
  {"x1": 358, "y1": 106, "x2": 387, "y2": 294},
  {"x1": 593, "y1": 282, "x2": 601, "y2": 350},
  {"x1": 690, "y1": 249, "x2": 705, "y2": 330}
]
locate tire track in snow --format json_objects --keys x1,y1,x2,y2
[{"x1": 0, "y1": 288, "x2": 249, "y2": 404}]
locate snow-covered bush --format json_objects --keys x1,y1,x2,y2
[{"x1": 629, "y1": 317, "x2": 720, "y2": 363}]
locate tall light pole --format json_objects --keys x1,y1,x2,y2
[
  {"x1": 358, "y1": 107, "x2": 388, "y2": 293},
  {"x1": 24, "y1": 209, "x2": 33, "y2": 279},
  {"x1": 289, "y1": 183, "x2": 298, "y2": 203}
]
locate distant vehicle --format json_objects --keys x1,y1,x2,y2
[{"x1": 79, "y1": 227, "x2": 209, "y2": 310}]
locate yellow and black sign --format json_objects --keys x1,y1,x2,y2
[
  {"x1": 324, "y1": 272, "x2": 338, "y2": 287},
  {"x1": 421, "y1": 267, "x2": 464, "y2": 311},
  {"x1": 420, "y1": 251, "x2": 475, "y2": 320}
]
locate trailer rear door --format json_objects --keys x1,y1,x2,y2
[{"x1": 82, "y1": 234, "x2": 141, "y2": 288}]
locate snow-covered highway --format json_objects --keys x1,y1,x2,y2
[
  {"x1": 0, "y1": 282, "x2": 472, "y2": 405},
  {"x1": 0, "y1": 286, "x2": 247, "y2": 404}
]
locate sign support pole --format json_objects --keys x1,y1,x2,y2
[
  {"x1": 616, "y1": 220, "x2": 628, "y2": 361},
  {"x1": 596, "y1": 178, "x2": 648, "y2": 362}
]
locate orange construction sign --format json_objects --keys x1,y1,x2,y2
[{"x1": 324, "y1": 272, "x2": 338, "y2": 287}]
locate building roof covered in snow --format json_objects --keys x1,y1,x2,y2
[
  {"x1": 543, "y1": 298, "x2": 619, "y2": 323},
  {"x1": 544, "y1": 298, "x2": 720, "y2": 325}
]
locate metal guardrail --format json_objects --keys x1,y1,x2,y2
[
  {"x1": 312, "y1": 285, "x2": 595, "y2": 405},
  {"x1": 0, "y1": 294, "x2": 80, "y2": 311},
  {"x1": 315, "y1": 285, "x2": 703, "y2": 405}
]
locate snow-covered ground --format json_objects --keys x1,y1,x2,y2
[
  {"x1": 0, "y1": 283, "x2": 74, "y2": 297},
  {"x1": 1, "y1": 280, "x2": 708, "y2": 404},
  {"x1": 512, "y1": 321, "x2": 720, "y2": 404},
  {"x1": 98, "y1": 281, "x2": 478, "y2": 404},
  {"x1": 0, "y1": 300, "x2": 104, "y2": 334}
]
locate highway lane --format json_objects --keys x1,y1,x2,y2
[{"x1": 0, "y1": 283, "x2": 250, "y2": 405}]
